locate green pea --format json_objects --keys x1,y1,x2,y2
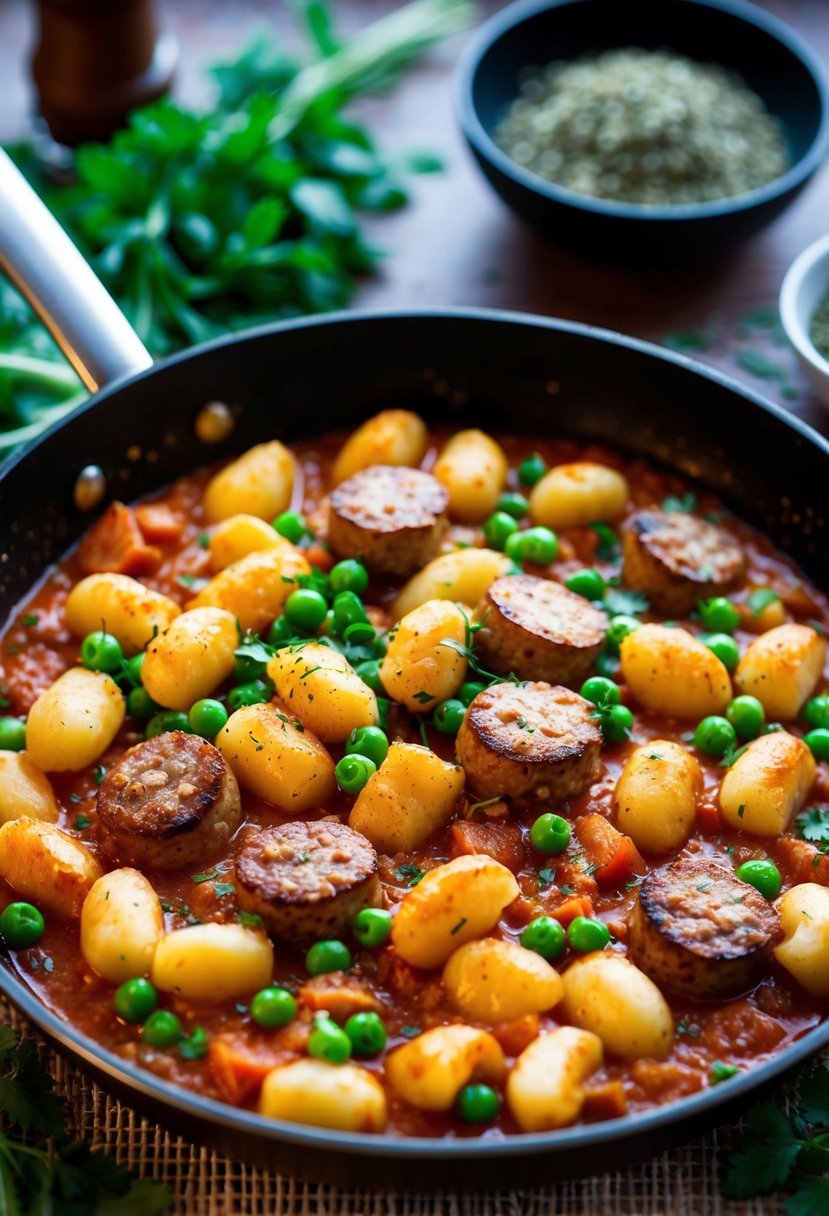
[
  {"x1": 330, "y1": 559, "x2": 369, "y2": 596},
  {"x1": 227, "y1": 679, "x2": 271, "y2": 712},
  {"x1": 250, "y1": 987, "x2": 297, "y2": 1029},
  {"x1": 127, "y1": 686, "x2": 159, "y2": 723},
  {"x1": 188, "y1": 698, "x2": 229, "y2": 739},
  {"x1": 530, "y1": 813, "x2": 570, "y2": 854},
  {"x1": 354, "y1": 659, "x2": 384, "y2": 694},
  {"x1": 273, "y1": 511, "x2": 307, "y2": 544},
  {"x1": 285, "y1": 588, "x2": 329, "y2": 633},
  {"x1": 114, "y1": 977, "x2": 158, "y2": 1024},
  {"x1": 520, "y1": 915, "x2": 566, "y2": 960},
  {"x1": 306, "y1": 939, "x2": 352, "y2": 976},
  {"x1": 698, "y1": 597, "x2": 740, "y2": 634},
  {"x1": 506, "y1": 526, "x2": 559, "y2": 566},
  {"x1": 352, "y1": 907, "x2": 392, "y2": 948},
  {"x1": 605, "y1": 615, "x2": 641, "y2": 654},
  {"x1": 432, "y1": 699, "x2": 466, "y2": 735},
  {"x1": 267, "y1": 616, "x2": 298, "y2": 647},
  {"x1": 124, "y1": 653, "x2": 145, "y2": 686},
  {"x1": 703, "y1": 632, "x2": 740, "y2": 672},
  {"x1": 459, "y1": 681, "x2": 487, "y2": 707},
  {"x1": 567, "y1": 916, "x2": 611, "y2": 953},
  {"x1": 580, "y1": 676, "x2": 620, "y2": 707},
  {"x1": 80, "y1": 630, "x2": 124, "y2": 674},
  {"x1": 343, "y1": 621, "x2": 376, "y2": 646},
  {"x1": 726, "y1": 695, "x2": 765, "y2": 740},
  {"x1": 142, "y1": 1010, "x2": 183, "y2": 1048},
  {"x1": 457, "y1": 1082, "x2": 500, "y2": 1123},
  {"x1": 145, "y1": 710, "x2": 190, "y2": 739},
  {"x1": 344, "y1": 1011, "x2": 387, "y2": 1057},
  {"x1": 600, "y1": 703, "x2": 633, "y2": 743},
  {"x1": 803, "y1": 695, "x2": 829, "y2": 730},
  {"x1": 566, "y1": 568, "x2": 606, "y2": 601},
  {"x1": 517, "y1": 453, "x2": 548, "y2": 487},
  {"x1": 307, "y1": 1015, "x2": 351, "y2": 1064},
  {"x1": 497, "y1": 491, "x2": 530, "y2": 519},
  {"x1": 0, "y1": 717, "x2": 26, "y2": 751},
  {"x1": 345, "y1": 725, "x2": 389, "y2": 769},
  {"x1": 693, "y1": 715, "x2": 737, "y2": 758},
  {"x1": 735, "y1": 859, "x2": 781, "y2": 901},
  {"x1": 483, "y1": 511, "x2": 519, "y2": 551},
  {"x1": 804, "y1": 728, "x2": 829, "y2": 761},
  {"x1": 0, "y1": 901, "x2": 45, "y2": 949},
  {"x1": 332, "y1": 591, "x2": 370, "y2": 638},
  {"x1": 335, "y1": 753, "x2": 376, "y2": 794}
]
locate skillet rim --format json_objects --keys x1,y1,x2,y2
[{"x1": 1, "y1": 304, "x2": 828, "y2": 1168}]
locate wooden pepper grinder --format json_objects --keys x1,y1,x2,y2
[{"x1": 31, "y1": 0, "x2": 177, "y2": 146}]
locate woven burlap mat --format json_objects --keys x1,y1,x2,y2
[{"x1": 2, "y1": 996, "x2": 792, "y2": 1215}]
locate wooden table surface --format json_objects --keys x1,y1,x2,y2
[{"x1": 2, "y1": 0, "x2": 829, "y2": 435}]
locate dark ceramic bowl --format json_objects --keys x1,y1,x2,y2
[{"x1": 456, "y1": 0, "x2": 829, "y2": 264}]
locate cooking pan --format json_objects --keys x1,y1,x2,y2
[{"x1": 1, "y1": 148, "x2": 828, "y2": 1189}]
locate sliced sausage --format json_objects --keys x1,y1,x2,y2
[
  {"x1": 475, "y1": 575, "x2": 607, "y2": 687},
  {"x1": 235, "y1": 820, "x2": 381, "y2": 941},
  {"x1": 627, "y1": 858, "x2": 781, "y2": 999},
  {"x1": 327, "y1": 465, "x2": 449, "y2": 575},
  {"x1": 622, "y1": 509, "x2": 746, "y2": 614},
  {"x1": 456, "y1": 681, "x2": 602, "y2": 805},
  {"x1": 97, "y1": 732, "x2": 242, "y2": 871}
]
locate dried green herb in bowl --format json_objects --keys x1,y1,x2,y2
[
  {"x1": 494, "y1": 48, "x2": 790, "y2": 207},
  {"x1": 810, "y1": 291, "x2": 829, "y2": 362}
]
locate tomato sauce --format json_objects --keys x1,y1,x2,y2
[{"x1": 1, "y1": 429, "x2": 827, "y2": 1138}]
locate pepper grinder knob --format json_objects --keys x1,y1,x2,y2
[{"x1": 31, "y1": 0, "x2": 177, "y2": 146}]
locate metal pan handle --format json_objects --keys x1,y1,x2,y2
[{"x1": 0, "y1": 149, "x2": 152, "y2": 391}]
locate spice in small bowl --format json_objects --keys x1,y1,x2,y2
[
  {"x1": 493, "y1": 48, "x2": 790, "y2": 207},
  {"x1": 810, "y1": 293, "x2": 829, "y2": 363}
]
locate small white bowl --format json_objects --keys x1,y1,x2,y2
[{"x1": 780, "y1": 232, "x2": 829, "y2": 408}]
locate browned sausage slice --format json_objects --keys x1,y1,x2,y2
[
  {"x1": 475, "y1": 575, "x2": 607, "y2": 686},
  {"x1": 235, "y1": 820, "x2": 381, "y2": 941},
  {"x1": 622, "y1": 509, "x2": 746, "y2": 614},
  {"x1": 628, "y1": 857, "x2": 781, "y2": 999},
  {"x1": 97, "y1": 731, "x2": 241, "y2": 871},
  {"x1": 327, "y1": 465, "x2": 448, "y2": 575},
  {"x1": 455, "y1": 681, "x2": 602, "y2": 805}
]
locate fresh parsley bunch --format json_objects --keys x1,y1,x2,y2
[
  {"x1": 0, "y1": 1024, "x2": 171, "y2": 1213},
  {"x1": 0, "y1": 0, "x2": 471, "y2": 450}
]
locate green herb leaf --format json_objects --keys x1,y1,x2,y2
[
  {"x1": 394, "y1": 863, "x2": 425, "y2": 887},
  {"x1": 604, "y1": 588, "x2": 649, "y2": 616},
  {"x1": 737, "y1": 349, "x2": 785, "y2": 380},
  {"x1": 747, "y1": 587, "x2": 779, "y2": 615},
  {"x1": 795, "y1": 808, "x2": 829, "y2": 852},
  {"x1": 589, "y1": 522, "x2": 620, "y2": 562},
  {"x1": 660, "y1": 492, "x2": 697, "y2": 513}
]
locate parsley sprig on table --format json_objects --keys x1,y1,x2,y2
[
  {"x1": 0, "y1": 0, "x2": 471, "y2": 451},
  {"x1": 722, "y1": 1059, "x2": 829, "y2": 1214},
  {"x1": 0, "y1": 1023, "x2": 171, "y2": 1213}
]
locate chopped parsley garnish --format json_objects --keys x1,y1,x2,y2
[
  {"x1": 661, "y1": 492, "x2": 697, "y2": 513},
  {"x1": 747, "y1": 587, "x2": 779, "y2": 616},
  {"x1": 74, "y1": 815, "x2": 92, "y2": 831},
  {"x1": 197, "y1": 532, "x2": 210, "y2": 549},
  {"x1": 676, "y1": 1019, "x2": 701, "y2": 1037},
  {"x1": 537, "y1": 867, "x2": 555, "y2": 889},
  {"x1": 238, "y1": 911, "x2": 263, "y2": 928},
  {"x1": 589, "y1": 522, "x2": 621, "y2": 562},
  {"x1": 710, "y1": 1061, "x2": 738, "y2": 1084},
  {"x1": 212, "y1": 882, "x2": 236, "y2": 898},
  {"x1": 604, "y1": 587, "x2": 650, "y2": 616},
  {"x1": 92, "y1": 765, "x2": 106, "y2": 785},
  {"x1": 191, "y1": 869, "x2": 220, "y2": 883},
  {"x1": 450, "y1": 917, "x2": 468, "y2": 935},
  {"x1": 21, "y1": 614, "x2": 38, "y2": 627},
  {"x1": 394, "y1": 864, "x2": 425, "y2": 887},
  {"x1": 401, "y1": 1026, "x2": 421, "y2": 1038},
  {"x1": 559, "y1": 884, "x2": 575, "y2": 896},
  {"x1": 413, "y1": 690, "x2": 435, "y2": 704},
  {"x1": 795, "y1": 807, "x2": 829, "y2": 853}
]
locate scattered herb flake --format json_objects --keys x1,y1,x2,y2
[
  {"x1": 74, "y1": 814, "x2": 92, "y2": 831},
  {"x1": 604, "y1": 587, "x2": 650, "y2": 616},
  {"x1": 401, "y1": 1025, "x2": 420, "y2": 1038},
  {"x1": 747, "y1": 587, "x2": 779, "y2": 615},
  {"x1": 238, "y1": 910, "x2": 263, "y2": 928},
  {"x1": 589, "y1": 522, "x2": 621, "y2": 562},
  {"x1": 21, "y1": 614, "x2": 38, "y2": 627},
  {"x1": 449, "y1": 917, "x2": 468, "y2": 935},
  {"x1": 394, "y1": 863, "x2": 425, "y2": 887},
  {"x1": 191, "y1": 869, "x2": 220, "y2": 884},
  {"x1": 212, "y1": 882, "x2": 236, "y2": 898},
  {"x1": 710, "y1": 1061, "x2": 738, "y2": 1084},
  {"x1": 537, "y1": 867, "x2": 556, "y2": 889},
  {"x1": 661, "y1": 492, "x2": 697, "y2": 513},
  {"x1": 92, "y1": 765, "x2": 106, "y2": 784}
]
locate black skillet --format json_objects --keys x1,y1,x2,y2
[{"x1": 0, "y1": 149, "x2": 828, "y2": 1190}]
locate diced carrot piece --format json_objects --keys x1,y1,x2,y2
[
  {"x1": 775, "y1": 837, "x2": 829, "y2": 887},
  {"x1": 304, "y1": 544, "x2": 334, "y2": 572},
  {"x1": 576, "y1": 813, "x2": 644, "y2": 888},
  {"x1": 208, "y1": 1038, "x2": 287, "y2": 1106},
  {"x1": 551, "y1": 895, "x2": 593, "y2": 926},
  {"x1": 696, "y1": 800, "x2": 723, "y2": 836},
  {"x1": 78, "y1": 501, "x2": 161, "y2": 576},
  {"x1": 298, "y1": 974, "x2": 382, "y2": 1022},
  {"x1": 492, "y1": 1013, "x2": 539, "y2": 1056},
  {"x1": 135, "y1": 502, "x2": 185, "y2": 543},
  {"x1": 583, "y1": 1080, "x2": 628, "y2": 1120},
  {"x1": 450, "y1": 819, "x2": 525, "y2": 872}
]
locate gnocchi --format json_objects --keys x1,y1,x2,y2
[
  {"x1": 331, "y1": 409, "x2": 427, "y2": 485},
  {"x1": 719, "y1": 731, "x2": 816, "y2": 837},
  {"x1": 442, "y1": 939, "x2": 564, "y2": 1022},
  {"x1": 734, "y1": 624, "x2": 826, "y2": 720},
  {"x1": 259, "y1": 1060, "x2": 388, "y2": 1131},
  {"x1": 216, "y1": 702, "x2": 336, "y2": 812},
  {"x1": 774, "y1": 883, "x2": 829, "y2": 997},
  {"x1": 529, "y1": 461, "x2": 628, "y2": 529},
  {"x1": 188, "y1": 546, "x2": 310, "y2": 634},
  {"x1": 348, "y1": 742, "x2": 464, "y2": 853},
  {"x1": 385, "y1": 1025, "x2": 505, "y2": 1110},
  {"x1": 26, "y1": 667, "x2": 125, "y2": 772},
  {"x1": 267, "y1": 642, "x2": 378, "y2": 742},
  {"x1": 81, "y1": 868, "x2": 164, "y2": 983},
  {"x1": 613, "y1": 741, "x2": 702, "y2": 854},
  {"x1": 432, "y1": 429, "x2": 508, "y2": 523},
  {"x1": 393, "y1": 548, "x2": 513, "y2": 618},
  {"x1": 202, "y1": 440, "x2": 295, "y2": 524},
  {"x1": 65, "y1": 572, "x2": 180, "y2": 655},
  {"x1": 141, "y1": 607, "x2": 238, "y2": 711},
  {"x1": 152, "y1": 922, "x2": 274, "y2": 1000},
  {"x1": 506, "y1": 1027, "x2": 603, "y2": 1132},
  {"x1": 380, "y1": 600, "x2": 468, "y2": 711},
  {"x1": 620, "y1": 624, "x2": 732, "y2": 720},
  {"x1": 390, "y1": 854, "x2": 519, "y2": 969},
  {"x1": 0, "y1": 817, "x2": 102, "y2": 917},
  {"x1": 561, "y1": 953, "x2": 674, "y2": 1060},
  {"x1": 208, "y1": 513, "x2": 286, "y2": 571},
  {"x1": 0, "y1": 752, "x2": 58, "y2": 825}
]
